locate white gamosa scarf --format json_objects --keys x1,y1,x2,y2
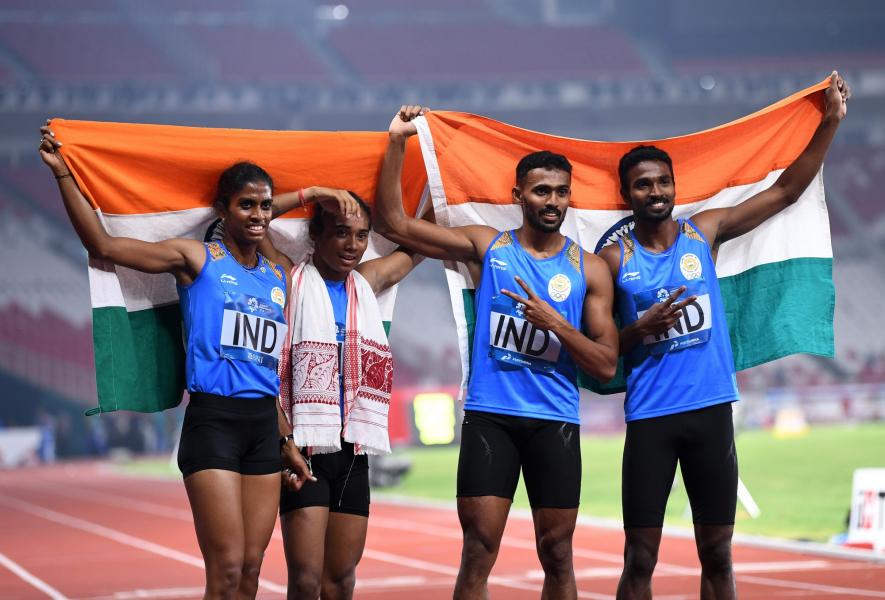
[{"x1": 278, "y1": 259, "x2": 392, "y2": 455}]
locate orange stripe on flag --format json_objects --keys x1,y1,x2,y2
[
  {"x1": 50, "y1": 120, "x2": 428, "y2": 217},
  {"x1": 424, "y1": 78, "x2": 830, "y2": 210}
]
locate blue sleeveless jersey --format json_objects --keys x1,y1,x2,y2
[
  {"x1": 177, "y1": 241, "x2": 288, "y2": 398},
  {"x1": 466, "y1": 231, "x2": 586, "y2": 423},
  {"x1": 615, "y1": 219, "x2": 738, "y2": 421},
  {"x1": 325, "y1": 278, "x2": 347, "y2": 419}
]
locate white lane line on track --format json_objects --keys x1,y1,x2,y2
[
  {"x1": 36, "y1": 480, "x2": 885, "y2": 598},
  {"x1": 371, "y1": 503, "x2": 885, "y2": 595},
  {"x1": 74, "y1": 587, "x2": 205, "y2": 600},
  {"x1": 31, "y1": 480, "x2": 605, "y2": 597},
  {"x1": 361, "y1": 548, "x2": 613, "y2": 600},
  {"x1": 0, "y1": 493, "x2": 286, "y2": 596},
  {"x1": 0, "y1": 551, "x2": 70, "y2": 600},
  {"x1": 29, "y1": 483, "x2": 194, "y2": 521},
  {"x1": 736, "y1": 573, "x2": 885, "y2": 598},
  {"x1": 371, "y1": 515, "x2": 696, "y2": 574}
]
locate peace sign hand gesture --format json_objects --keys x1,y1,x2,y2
[
  {"x1": 500, "y1": 276, "x2": 568, "y2": 333},
  {"x1": 636, "y1": 286, "x2": 697, "y2": 338}
]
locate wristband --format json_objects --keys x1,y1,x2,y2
[
  {"x1": 55, "y1": 173, "x2": 72, "y2": 180},
  {"x1": 297, "y1": 188, "x2": 306, "y2": 209},
  {"x1": 279, "y1": 433, "x2": 295, "y2": 448}
]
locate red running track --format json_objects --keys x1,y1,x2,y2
[{"x1": 0, "y1": 462, "x2": 883, "y2": 599}]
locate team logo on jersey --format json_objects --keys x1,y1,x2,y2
[
  {"x1": 271, "y1": 287, "x2": 285, "y2": 307},
  {"x1": 548, "y1": 273, "x2": 571, "y2": 302},
  {"x1": 207, "y1": 241, "x2": 226, "y2": 261},
  {"x1": 220, "y1": 274, "x2": 238, "y2": 286},
  {"x1": 680, "y1": 253, "x2": 702, "y2": 280}
]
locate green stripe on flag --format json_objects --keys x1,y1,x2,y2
[
  {"x1": 464, "y1": 258, "x2": 834, "y2": 396},
  {"x1": 88, "y1": 304, "x2": 185, "y2": 415},
  {"x1": 462, "y1": 289, "x2": 477, "y2": 369},
  {"x1": 721, "y1": 257, "x2": 835, "y2": 370}
]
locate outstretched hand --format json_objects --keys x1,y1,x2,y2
[
  {"x1": 38, "y1": 120, "x2": 70, "y2": 177},
  {"x1": 389, "y1": 105, "x2": 428, "y2": 138},
  {"x1": 500, "y1": 276, "x2": 568, "y2": 333},
  {"x1": 824, "y1": 71, "x2": 850, "y2": 121},
  {"x1": 636, "y1": 286, "x2": 697, "y2": 338}
]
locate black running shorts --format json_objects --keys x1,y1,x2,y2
[
  {"x1": 457, "y1": 410, "x2": 581, "y2": 509},
  {"x1": 622, "y1": 401, "x2": 738, "y2": 529},
  {"x1": 279, "y1": 441, "x2": 370, "y2": 517},
  {"x1": 177, "y1": 392, "x2": 280, "y2": 478}
]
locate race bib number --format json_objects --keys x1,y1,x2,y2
[
  {"x1": 220, "y1": 292, "x2": 287, "y2": 370},
  {"x1": 335, "y1": 321, "x2": 345, "y2": 377},
  {"x1": 634, "y1": 280, "x2": 712, "y2": 356},
  {"x1": 488, "y1": 296, "x2": 562, "y2": 372}
]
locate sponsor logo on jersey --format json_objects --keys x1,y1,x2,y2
[
  {"x1": 490, "y1": 257, "x2": 508, "y2": 270},
  {"x1": 621, "y1": 271, "x2": 641, "y2": 283},
  {"x1": 220, "y1": 274, "x2": 238, "y2": 286},
  {"x1": 548, "y1": 273, "x2": 572, "y2": 302},
  {"x1": 680, "y1": 253, "x2": 702, "y2": 280}
]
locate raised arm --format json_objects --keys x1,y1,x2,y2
[
  {"x1": 272, "y1": 186, "x2": 360, "y2": 220},
  {"x1": 356, "y1": 247, "x2": 422, "y2": 295},
  {"x1": 693, "y1": 72, "x2": 850, "y2": 250},
  {"x1": 356, "y1": 207, "x2": 437, "y2": 294},
  {"x1": 257, "y1": 187, "x2": 363, "y2": 270},
  {"x1": 39, "y1": 123, "x2": 203, "y2": 285},
  {"x1": 374, "y1": 105, "x2": 496, "y2": 265},
  {"x1": 500, "y1": 254, "x2": 619, "y2": 382}
]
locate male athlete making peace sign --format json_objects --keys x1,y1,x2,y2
[
  {"x1": 375, "y1": 106, "x2": 618, "y2": 599},
  {"x1": 599, "y1": 72, "x2": 850, "y2": 599}
]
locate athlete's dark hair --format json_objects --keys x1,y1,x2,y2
[
  {"x1": 309, "y1": 191, "x2": 372, "y2": 236},
  {"x1": 213, "y1": 162, "x2": 274, "y2": 212},
  {"x1": 515, "y1": 150, "x2": 572, "y2": 185},
  {"x1": 618, "y1": 145, "x2": 673, "y2": 193}
]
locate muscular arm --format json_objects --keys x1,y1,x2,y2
[
  {"x1": 374, "y1": 106, "x2": 496, "y2": 266},
  {"x1": 568, "y1": 255, "x2": 619, "y2": 381},
  {"x1": 357, "y1": 207, "x2": 438, "y2": 294},
  {"x1": 39, "y1": 125, "x2": 203, "y2": 284},
  {"x1": 271, "y1": 186, "x2": 359, "y2": 220},
  {"x1": 357, "y1": 246, "x2": 423, "y2": 295},
  {"x1": 692, "y1": 72, "x2": 849, "y2": 250}
]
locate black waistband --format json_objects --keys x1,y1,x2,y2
[{"x1": 188, "y1": 392, "x2": 277, "y2": 413}]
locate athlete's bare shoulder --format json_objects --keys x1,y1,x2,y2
[
  {"x1": 465, "y1": 224, "x2": 501, "y2": 261},
  {"x1": 595, "y1": 244, "x2": 621, "y2": 280},
  {"x1": 582, "y1": 251, "x2": 614, "y2": 289}
]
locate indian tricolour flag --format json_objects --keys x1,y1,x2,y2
[
  {"x1": 52, "y1": 120, "x2": 427, "y2": 414},
  {"x1": 413, "y1": 78, "x2": 835, "y2": 393}
]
